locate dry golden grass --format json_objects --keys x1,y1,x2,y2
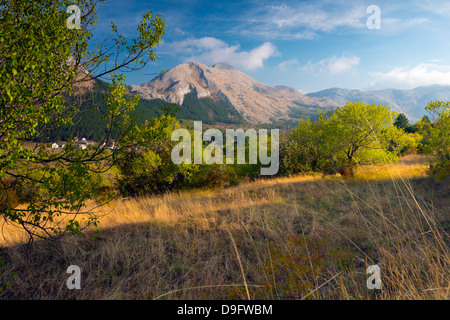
[
  {"x1": 0, "y1": 155, "x2": 448, "y2": 300},
  {"x1": 354, "y1": 154, "x2": 431, "y2": 180}
]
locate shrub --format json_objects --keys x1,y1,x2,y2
[
  {"x1": 425, "y1": 101, "x2": 450, "y2": 182},
  {"x1": 116, "y1": 115, "x2": 199, "y2": 196},
  {"x1": 281, "y1": 103, "x2": 419, "y2": 177},
  {"x1": 0, "y1": 179, "x2": 19, "y2": 210}
]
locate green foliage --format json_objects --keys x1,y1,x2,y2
[
  {"x1": 279, "y1": 122, "x2": 321, "y2": 175},
  {"x1": 392, "y1": 114, "x2": 422, "y2": 155},
  {"x1": 179, "y1": 93, "x2": 245, "y2": 124},
  {"x1": 116, "y1": 119, "x2": 271, "y2": 195},
  {"x1": 183, "y1": 163, "x2": 235, "y2": 189},
  {"x1": 41, "y1": 79, "x2": 113, "y2": 141},
  {"x1": 43, "y1": 88, "x2": 168, "y2": 142},
  {"x1": 116, "y1": 113, "x2": 197, "y2": 196},
  {"x1": 41, "y1": 90, "x2": 245, "y2": 142},
  {"x1": 425, "y1": 101, "x2": 450, "y2": 182},
  {"x1": 0, "y1": 179, "x2": 20, "y2": 210},
  {"x1": 407, "y1": 116, "x2": 432, "y2": 153},
  {"x1": 116, "y1": 119, "x2": 282, "y2": 196},
  {"x1": 0, "y1": 255, "x2": 18, "y2": 298},
  {"x1": 281, "y1": 102, "x2": 419, "y2": 176},
  {"x1": 394, "y1": 113, "x2": 411, "y2": 131},
  {"x1": 0, "y1": 0, "x2": 167, "y2": 239},
  {"x1": 287, "y1": 102, "x2": 323, "y2": 120}
]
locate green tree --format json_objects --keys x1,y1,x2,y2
[
  {"x1": 425, "y1": 101, "x2": 450, "y2": 182},
  {"x1": 420, "y1": 115, "x2": 431, "y2": 123},
  {"x1": 116, "y1": 108, "x2": 200, "y2": 196},
  {"x1": 394, "y1": 113, "x2": 411, "y2": 131},
  {"x1": 0, "y1": 0, "x2": 166, "y2": 240},
  {"x1": 283, "y1": 102, "x2": 419, "y2": 176},
  {"x1": 410, "y1": 115, "x2": 432, "y2": 153},
  {"x1": 279, "y1": 119, "x2": 322, "y2": 175}
]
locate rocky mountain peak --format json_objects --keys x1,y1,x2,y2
[{"x1": 129, "y1": 62, "x2": 338, "y2": 124}]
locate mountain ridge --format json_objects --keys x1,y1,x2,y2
[
  {"x1": 307, "y1": 85, "x2": 450, "y2": 121},
  {"x1": 129, "y1": 62, "x2": 339, "y2": 124},
  {"x1": 44, "y1": 64, "x2": 450, "y2": 142},
  {"x1": 129, "y1": 62, "x2": 450, "y2": 123}
]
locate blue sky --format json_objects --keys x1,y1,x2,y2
[{"x1": 93, "y1": 0, "x2": 450, "y2": 93}]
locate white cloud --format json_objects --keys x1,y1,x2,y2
[
  {"x1": 164, "y1": 37, "x2": 279, "y2": 70},
  {"x1": 233, "y1": 1, "x2": 438, "y2": 40},
  {"x1": 270, "y1": 3, "x2": 365, "y2": 31},
  {"x1": 169, "y1": 37, "x2": 228, "y2": 51},
  {"x1": 234, "y1": 1, "x2": 367, "y2": 40},
  {"x1": 419, "y1": 0, "x2": 450, "y2": 18},
  {"x1": 368, "y1": 63, "x2": 450, "y2": 89},
  {"x1": 277, "y1": 59, "x2": 300, "y2": 71},
  {"x1": 173, "y1": 28, "x2": 188, "y2": 36},
  {"x1": 301, "y1": 54, "x2": 360, "y2": 74},
  {"x1": 381, "y1": 17, "x2": 429, "y2": 32}
]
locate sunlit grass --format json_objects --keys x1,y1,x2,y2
[
  {"x1": 0, "y1": 155, "x2": 448, "y2": 300},
  {"x1": 354, "y1": 155, "x2": 431, "y2": 180}
]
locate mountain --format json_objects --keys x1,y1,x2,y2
[
  {"x1": 307, "y1": 85, "x2": 450, "y2": 121},
  {"x1": 46, "y1": 62, "x2": 450, "y2": 141},
  {"x1": 129, "y1": 62, "x2": 339, "y2": 124}
]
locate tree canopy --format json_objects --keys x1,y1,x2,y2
[
  {"x1": 394, "y1": 113, "x2": 411, "y2": 131},
  {"x1": 281, "y1": 102, "x2": 420, "y2": 176},
  {"x1": 425, "y1": 100, "x2": 450, "y2": 182},
  {"x1": 0, "y1": 0, "x2": 167, "y2": 240}
]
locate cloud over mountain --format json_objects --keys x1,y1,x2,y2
[
  {"x1": 163, "y1": 37, "x2": 279, "y2": 70},
  {"x1": 369, "y1": 63, "x2": 450, "y2": 90}
]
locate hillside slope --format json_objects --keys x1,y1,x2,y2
[
  {"x1": 307, "y1": 85, "x2": 450, "y2": 121},
  {"x1": 129, "y1": 62, "x2": 339, "y2": 124}
]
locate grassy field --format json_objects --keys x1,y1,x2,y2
[{"x1": 0, "y1": 155, "x2": 448, "y2": 299}]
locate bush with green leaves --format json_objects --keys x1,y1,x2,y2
[
  {"x1": 279, "y1": 122, "x2": 321, "y2": 176},
  {"x1": 280, "y1": 102, "x2": 421, "y2": 176},
  {"x1": 0, "y1": 0, "x2": 167, "y2": 240},
  {"x1": 424, "y1": 101, "x2": 450, "y2": 182},
  {"x1": 116, "y1": 113, "x2": 199, "y2": 196},
  {"x1": 116, "y1": 119, "x2": 271, "y2": 195}
]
